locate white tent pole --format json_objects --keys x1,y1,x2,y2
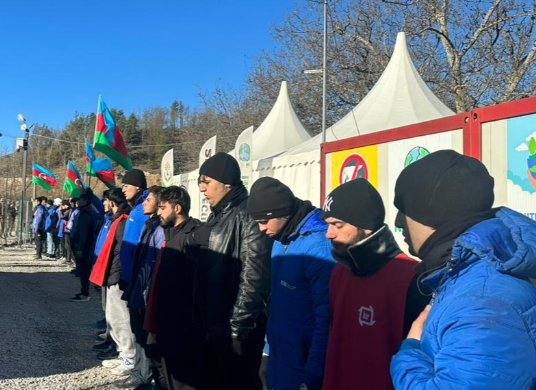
[{"x1": 322, "y1": 0, "x2": 328, "y2": 144}]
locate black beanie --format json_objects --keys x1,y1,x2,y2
[
  {"x1": 322, "y1": 179, "x2": 385, "y2": 231},
  {"x1": 394, "y1": 150, "x2": 494, "y2": 228},
  {"x1": 199, "y1": 152, "x2": 242, "y2": 186},
  {"x1": 248, "y1": 177, "x2": 296, "y2": 220},
  {"x1": 122, "y1": 169, "x2": 147, "y2": 189}
]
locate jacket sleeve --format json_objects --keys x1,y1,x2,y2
[
  {"x1": 230, "y1": 212, "x2": 272, "y2": 341},
  {"x1": 391, "y1": 295, "x2": 535, "y2": 390},
  {"x1": 76, "y1": 213, "x2": 93, "y2": 254},
  {"x1": 302, "y1": 239, "x2": 336, "y2": 389}
]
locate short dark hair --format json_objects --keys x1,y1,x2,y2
[
  {"x1": 102, "y1": 190, "x2": 110, "y2": 201},
  {"x1": 159, "y1": 186, "x2": 190, "y2": 216},
  {"x1": 108, "y1": 188, "x2": 126, "y2": 206},
  {"x1": 42, "y1": 197, "x2": 48, "y2": 203},
  {"x1": 148, "y1": 186, "x2": 163, "y2": 198},
  {"x1": 79, "y1": 192, "x2": 90, "y2": 202},
  {"x1": 47, "y1": 199, "x2": 53, "y2": 206}
]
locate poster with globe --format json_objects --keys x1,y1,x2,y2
[
  {"x1": 506, "y1": 114, "x2": 536, "y2": 220},
  {"x1": 385, "y1": 131, "x2": 463, "y2": 250},
  {"x1": 235, "y1": 126, "x2": 253, "y2": 189}
]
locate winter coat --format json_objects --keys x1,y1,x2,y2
[
  {"x1": 93, "y1": 213, "x2": 112, "y2": 264},
  {"x1": 120, "y1": 190, "x2": 149, "y2": 283},
  {"x1": 104, "y1": 206, "x2": 130, "y2": 286},
  {"x1": 72, "y1": 205, "x2": 96, "y2": 259},
  {"x1": 267, "y1": 209, "x2": 335, "y2": 390},
  {"x1": 153, "y1": 217, "x2": 201, "y2": 357},
  {"x1": 66, "y1": 209, "x2": 79, "y2": 236},
  {"x1": 323, "y1": 226, "x2": 422, "y2": 390},
  {"x1": 391, "y1": 208, "x2": 536, "y2": 390},
  {"x1": 45, "y1": 206, "x2": 58, "y2": 232},
  {"x1": 31, "y1": 204, "x2": 46, "y2": 232},
  {"x1": 196, "y1": 190, "x2": 272, "y2": 341},
  {"x1": 124, "y1": 215, "x2": 165, "y2": 309}
]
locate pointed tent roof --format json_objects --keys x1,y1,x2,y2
[
  {"x1": 249, "y1": 81, "x2": 312, "y2": 160},
  {"x1": 283, "y1": 32, "x2": 454, "y2": 156}
]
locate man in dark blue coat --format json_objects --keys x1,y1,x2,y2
[
  {"x1": 32, "y1": 196, "x2": 48, "y2": 260},
  {"x1": 248, "y1": 177, "x2": 335, "y2": 390}
]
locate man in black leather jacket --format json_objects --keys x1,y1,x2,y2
[{"x1": 190, "y1": 152, "x2": 272, "y2": 390}]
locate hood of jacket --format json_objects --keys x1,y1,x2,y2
[
  {"x1": 423, "y1": 208, "x2": 536, "y2": 290},
  {"x1": 286, "y1": 209, "x2": 327, "y2": 242}
]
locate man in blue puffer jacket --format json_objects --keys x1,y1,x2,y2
[
  {"x1": 32, "y1": 196, "x2": 48, "y2": 260},
  {"x1": 248, "y1": 177, "x2": 335, "y2": 390},
  {"x1": 390, "y1": 150, "x2": 536, "y2": 390},
  {"x1": 120, "y1": 169, "x2": 149, "y2": 287}
]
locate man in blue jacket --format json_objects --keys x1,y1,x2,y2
[
  {"x1": 390, "y1": 150, "x2": 536, "y2": 390},
  {"x1": 120, "y1": 169, "x2": 149, "y2": 287},
  {"x1": 32, "y1": 196, "x2": 48, "y2": 260},
  {"x1": 248, "y1": 177, "x2": 335, "y2": 390}
]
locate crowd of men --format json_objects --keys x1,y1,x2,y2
[{"x1": 30, "y1": 150, "x2": 536, "y2": 390}]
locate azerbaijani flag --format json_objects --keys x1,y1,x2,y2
[
  {"x1": 93, "y1": 158, "x2": 116, "y2": 189},
  {"x1": 93, "y1": 96, "x2": 132, "y2": 170},
  {"x1": 85, "y1": 140, "x2": 97, "y2": 176},
  {"x1": 32, "y1": 163, "x2": 57, "y2": 191},
  {"x1": 63, "y1": 161, "x2": 87, "y2": 198}
]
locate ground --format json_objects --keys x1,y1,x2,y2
[{"x1": 0, "y1": 245, "x2": 120, "y2": 390}]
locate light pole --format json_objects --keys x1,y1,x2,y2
[{"x1": 17, "y1": 114, "x2": 30, "y2": 245}]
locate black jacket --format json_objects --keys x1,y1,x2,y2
[
  {"x1": 72, "y1": 205, "x2": 95, "y2": 258},
  {"x1": 156, "y1": 217, "x2": 201, "y2": 357},
  {"x1": 105, "y1": 204, "x2": 130, "y2": 286},
  {"x1": 193, "y1": 189, "x2": 272, "y2": 341}
]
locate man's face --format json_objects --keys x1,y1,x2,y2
[
  {"x1": 395, "y1": 211, "x2": 435, "y2": 257},
  {"x1": 122, "y1": 183, "x2": 140, "y2": 202},
  {"x1": 78, "y1": 197, "x2": 88, "y2": 207},
  {"x1": 325, "y1": 217, "x2": 368, "y2": 255},
  {"x1": 198, "y1": 175, "x2": 230, "y2": 207},
  {"x1": 257, "y1": 217, "x2": 288, "y2": 239},
  {"x1": 158, "y1": 201, "x2": 179, "y2": 228},
  {"x1": 143, "y1": 192, "x2": 159, "y2": 215},
  {"x1": 103, "y1": 199, "x2": 111, "y2": 214}
]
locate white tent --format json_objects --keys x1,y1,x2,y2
[
  {"x1": 229, "y1": 80, "x2": 312, "y2": 160},
  {"x1": 282, "y1": 32, "x2": 454, "y2": 156},
  {"x1": 254, "y1": 31, "x2": 454, "y2": 205}
]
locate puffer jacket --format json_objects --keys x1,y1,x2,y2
[
  {"x1": 93, "y1": 212, "x2": 112, "y2": 264},
  {"x1": 391, "y1": 208, "x2": 536, "y2": 390},
  {"x1": 45, "y1": 206, "x2": 58, "y2": 232},
  {"x1": 200, "y1": 190, "x2": 272, "y2": 341},
  {"x1": 31, "y1": 204, "x2": 46, "y2": 232},
  {"x1": 267, "y1": 209, "x2": 335, "y2": 390},
  {"x1": 120, "y1": 190, "x2": 149, "y2": 283}
]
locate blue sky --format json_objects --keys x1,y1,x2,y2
[{"x1": 0, "y1": 0, "x2": 300, "y2": 151}]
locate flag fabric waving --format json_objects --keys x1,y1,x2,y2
[
  {"x1": 63, "y1": 161, "x2": 87, "y2": 198},
  {"x1": 85, "y1": 140, "x2": 97, "y2": 176},
  {"x1": 32, "y1": 163, "x2": 57, "y2": 191},
  {"x1": 93, "y1": 158, "x2": 116, "y2": 189},
  {"x1": 93, "y1": 96, "x2": 132, "y2": 170}
]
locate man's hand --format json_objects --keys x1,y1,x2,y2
[
  {"x1": 407, "y1": 305, "x2": 432, "y2": 341},
  {"x1": 231, "y1": 339, "x2": 243, "y2": 355}
]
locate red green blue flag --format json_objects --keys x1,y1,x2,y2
[
  {"x1": 63, "y1": 161, "x2": 87, "y2": 198},
  {"x1": 93, "y1": 96, "x2": 132, "y2": 170},
  {"x1": 93, "y1": 158, "x2": 116, "y2": 189},
  {"x1": 32, "y1": 163, "x2": 57, "y2": 191},
  {"x1": 85, "y1": 140, "x2": 97, "y2": 176}
]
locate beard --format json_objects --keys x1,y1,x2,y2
[{"x1": 160, "y1": 214, "x2": 176, "y2": 228}]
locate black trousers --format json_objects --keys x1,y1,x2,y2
[
  {"x1": 52, "y1": 229, "x2": 60, "y2": 257},
  {"x1": 75, "y1": 254, "x2": 92, "y2": 296},
  {"x1": 35, "y1": 231, "x2": 47, "y2": 258},
  {"x1": 64, "y1": 234, "x2": 74, "y2": 263},
  {"x1": 200, "y1": 333, "x2": 265, "y2": 390}
]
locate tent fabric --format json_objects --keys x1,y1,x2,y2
[
  {"x1": 229, "y1": 81, "x2": 312, "y2": 160},
  {"x1": 281, "y1": 32, "x2": 454, "y2": 156}
]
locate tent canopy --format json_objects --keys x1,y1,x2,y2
[
  {"x1": 233, "y1": 81, "x2": 312, "y2": 160},
  {"x1": 283, "y1": 32, "x2": 454, "y2": 156}
]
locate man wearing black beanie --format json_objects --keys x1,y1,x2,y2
[
  {"x1": 321, "y1": 178, "x2": 427, "y2": 390},
  {"x1": 247, "y1": 177, "x2": 335, "y2": 390},
  {"x1": 391, "y1": 150, "x2": 536, "y2": 390},
  {"x1": 189, "y1": 152, "x2": 271, "y2": 390}
]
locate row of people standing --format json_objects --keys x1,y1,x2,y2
[{"x1": 35, "y1": 148, "x2": 536, "y2": 390}]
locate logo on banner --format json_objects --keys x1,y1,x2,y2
[
  {"x1": 404, "y1": 147, "x2": 430, "y2": 168},
  {"x1": 163, "y1": 161, "x2": 172, "y2": 184},
  {"x1": 339, "y1": 154, "x2": 368, "y2": 184},
  {"x1": 239, "y1": 143, "x2": 251, "y2": 162}
]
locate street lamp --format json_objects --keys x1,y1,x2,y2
[{"x1": 17, "y1": 114, "x2": 30, "y2": 246}]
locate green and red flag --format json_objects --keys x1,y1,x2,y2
[
  {"x1": 63, "y1": 161, "x2": 87, "y2": 198},
  {"x1": 32, "y1": 163, "x2": 57, "y2": 191},
  {"x1": 93, "y1": 96, "x2": 132, "y2": 170}
]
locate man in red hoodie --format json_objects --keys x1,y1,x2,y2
[{"x1": 321, "y1": 179, "x2": 429, "y2": 390}]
